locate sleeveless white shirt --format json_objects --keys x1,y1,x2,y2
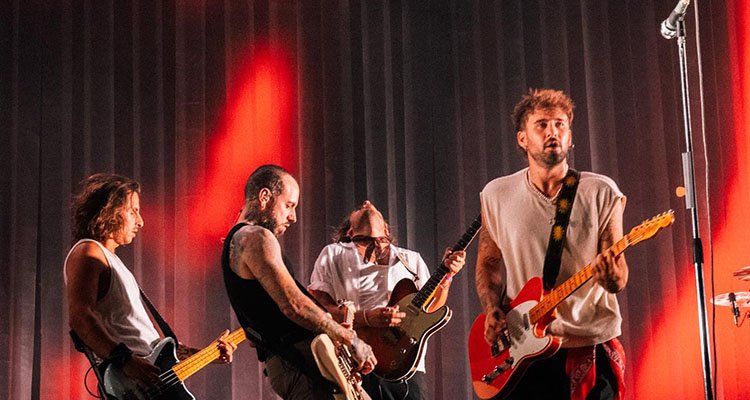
[
  {"x1": 480, "y1": 168, "x2": 624, "y2": 348},
  {"x1": 64, "y1": 239, "x2": 160, "y2": 356}
]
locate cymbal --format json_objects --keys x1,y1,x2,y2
[
  {"x1": 733, "y1": 266, "x2": 750, "y2": 281},
  {"x1": 712, "y1": 292, "x2": 750, "y2": 308}
]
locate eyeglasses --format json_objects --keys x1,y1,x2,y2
[{"x1": 350, "y1": 235, "x2": 391, "y2": 245}]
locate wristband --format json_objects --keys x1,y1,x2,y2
[{"x1": 108, "y1": 343, "x2": 133, "y2": 368}]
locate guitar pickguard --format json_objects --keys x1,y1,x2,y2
[
  {"x1": 103, "y1": 338, "x2": 194, "y2": 400},
  {"x1": 358, "y1": 292, "x2": 451, "y2": 381}
]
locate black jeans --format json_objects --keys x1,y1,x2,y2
[
  {"x1": 361, "y1": 371, "x2": 425, "y2": 400},
  {"x1": 264, "y1": 340, "x2": 337, "y2": 400},
  {"x1": 507, "y1": 344, "x2": 619, "y2": 400}
]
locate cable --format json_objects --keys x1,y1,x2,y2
[
  {"x1": 399, "y1": 379, "x2": 409, "y2": 400},
  {"x1": 83, "y1": 366, "x2": 102, "y2": 398}
]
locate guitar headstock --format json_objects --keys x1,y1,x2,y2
[{"x1": 626, "y1": 210, "x2": 675, "y2": 246}]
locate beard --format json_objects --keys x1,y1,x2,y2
[
  {"x1": 244, "y1": 200, "x2": 279, "y2": 236},
  {"x1": 530, "y1": 145, "x2": 568, "y2": 167}
]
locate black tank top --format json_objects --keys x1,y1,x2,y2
[{"x1": 221, "y1": 223, "x2": 313, "y2": 361}]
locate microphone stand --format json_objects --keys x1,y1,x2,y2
[{"x1": 669, "y1": 18, "x2": 714, "y2": 400}]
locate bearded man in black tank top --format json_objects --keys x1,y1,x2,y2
[{"x1": 223, "y1": 164, "x2": 377, "y2": 400}]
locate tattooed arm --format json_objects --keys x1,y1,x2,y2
[
  {"x1": 592, "y1": 197, "x2": 629, "y2": 293},
  {"x1": 230, "y1": 225, "x2": 376, "y2": 371},
  {"x1": 475, "y1": 225, "x2": 507, "y2": 346}
]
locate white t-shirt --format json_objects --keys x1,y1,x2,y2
[
  {"x1": 480, "y1": 168, "x2": 625, "y2": 348},
  {"x1": 64, "y1": 239, "x2": 160, "y2": 356},
  {"x1": 309, "y1": 242, "x2": 431, "y2": 371}
]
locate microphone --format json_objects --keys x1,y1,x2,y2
[
  {"x1": 729, "y1": 292, "x2": 740, "y2": 326},
  {"x1": 660, "y1": 0, "x2": 691, "y2": 39}
]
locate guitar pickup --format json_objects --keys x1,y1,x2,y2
[
  {"x1": 490, "y1": 329, "x2": 511, "y2": 357},
  {"x1": 481, "y1": 357, "x2": 514, "y2": 384}
]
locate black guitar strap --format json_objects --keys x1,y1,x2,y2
[
  {"x1": 139, "y1": 289, "x2": 179, "y2": 345},
  {"x1": 542, "y1": 168, "x2": 581, "y2": 291}
]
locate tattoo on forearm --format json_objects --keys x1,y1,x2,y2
[{"x1": 476, "y1": 230, "x2": 504, "y2": 311}]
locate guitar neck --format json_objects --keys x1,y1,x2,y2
[
  {"x1": 412, "y1": 215, "x2": 482, "y2": 309},
  {"x1": 528, "y1": 234, "x2": 631, "y2": 324},
  {"x1": 171, "y1": 328, "x2": 246, "y2": 381}
]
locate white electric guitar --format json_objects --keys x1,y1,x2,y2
[{"x1": 311, "y1": 302, "x2": 371, "y2": 400}]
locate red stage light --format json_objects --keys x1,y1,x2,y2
[{"x1": 191, "y1": 43, "x2": 297, "y2": 242}]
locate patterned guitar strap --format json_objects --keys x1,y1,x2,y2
[
  {"x1": 542, "y1": 168, "x2": 580, "y2": 291},
  {"x1": 539, "y1": 169, "x2": 625, "y2": 400}
]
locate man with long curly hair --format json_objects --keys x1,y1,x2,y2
[{"x1": 64, "y1": 173, "x2": 236, "y2": 392}]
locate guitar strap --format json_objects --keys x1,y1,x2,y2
[
  {"x1": 542, "y1": 168, "x2": 581, "y2": 291},
  {"x1": 139, "y1": 288, "x2": 179, "y2": 345},
  {"x1": 395, "y1": 251, "x2": 419, "y2": 282}
]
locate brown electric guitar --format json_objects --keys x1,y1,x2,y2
[{"x1": 357, "y1": 216, "x2": 482, "y2": 381}]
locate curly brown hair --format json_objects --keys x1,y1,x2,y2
[
  {"x1": 511, "y1": 88, "x2": 575, "y2": 132},
  {"x1": 71, "y1": 173, "x2": 140, "y2": 243}
]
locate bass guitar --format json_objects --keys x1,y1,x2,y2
[
  {"x1": 103, "y1": 328, "x2": 246, "y2": 400},
  {"x1": 358, "y1": 215, "x2": 482, "y2": 381},
  {"x1": 468, "y1": 211, "x2": 674, "y2": 399}
]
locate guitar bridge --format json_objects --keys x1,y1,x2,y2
[{"x1": 481, "y1": 357, "x2": 514, "y2": 384}]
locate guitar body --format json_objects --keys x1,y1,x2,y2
[
  {"x1": 103, "y1": 337, "x2": 194, "y2": 400},
  {"x1": 311, "y1": 334, "x2": 372, "y2": 400},
  {"x1": 468, "y1": 277, "x2": 561, "y2": 400},
  {"x1": 357, "y1": 278, "x2": 452, "y2": 381}
]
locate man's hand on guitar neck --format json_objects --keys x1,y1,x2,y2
[
  {"x1": 592, "y1": 248, "x2": 628, "y2": 294},
  {"x1": 483, "y1": 306, "x2": 507, "y2": 346}
]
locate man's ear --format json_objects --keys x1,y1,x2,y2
[
  {"x1": 258, "y1": 188, "x2": 272, "y2": 209},
  {"x1": 517, "y1": 130, "x2": 527, "y2": 151}
]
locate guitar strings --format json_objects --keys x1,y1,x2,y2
[
  {"x1": 141, "y1": 329, "x2": 246, "y2": 398},
  {"x1": 143, "y1": 330, "x2": 244, "y2": 397},
  {"x1": 528, "y1": 222, "x2": 657, "y2": 324}
]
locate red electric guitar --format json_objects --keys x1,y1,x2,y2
[{"x1": 468, "y1": 210, "x2": 674, "y2": 399}]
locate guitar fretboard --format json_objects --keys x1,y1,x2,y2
[
  {"x1": 172, "y1": 328, "x2": 246, "y2": 381},
  {"x1": 527, "y1": 210, "x2": 674, "y2": 324},
  {"x1": 528, "y1": 237, "x2": 630, "y2": 324},
  {"x1": 412, "y1": 215, "x2": 482, "y2": 309}
]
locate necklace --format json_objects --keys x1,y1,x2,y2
[{"x1": 525, "y1": 171, "x2": 559, "y2": 225}]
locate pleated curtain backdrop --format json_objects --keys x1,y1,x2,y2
[{"x1": 1, "y1": 0, "x2": 748, "y2": 399}]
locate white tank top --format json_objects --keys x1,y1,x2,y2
[
  {"x1": 481, "y1": 168, "x2": 624, "y2": 348},
  {"x1": 64, "y1": 239, "x2": 160, "y2": 356}
]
